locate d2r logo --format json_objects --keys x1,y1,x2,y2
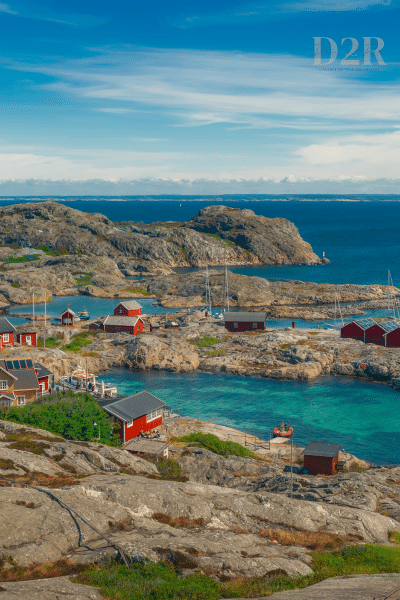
[{"x1": 313, "y1": 37, "x2": 385, "y2": 65}]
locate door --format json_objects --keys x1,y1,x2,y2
[
  {"x1": 39, "y1": 383, "x2": 45, "y2": 395},
  {"x1": 26, "y1": 335, "x2": 31, "y2": 346}
]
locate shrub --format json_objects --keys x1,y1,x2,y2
[
  {"x1": 122, "y1": 288, "x2": 151, "y2": 295},
  {"x1": 145, "y1": 455, "x2": 188, "y2": 482},
  {"x1": 177, "y1": 432, "x2": 259, "y2": 459},
  {"x1": 259, "y1": 529, "x2": 360, "y2": 551},
  {"x1": 6, "y1": 254, "x2": 40, "y2": 263},
  {"x1": 0, "y1": 392, "x2": 120, "y2": 445}
]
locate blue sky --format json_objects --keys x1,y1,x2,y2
[{"x1": 0, "y1": 0, "x2": 399, "y2": 194}]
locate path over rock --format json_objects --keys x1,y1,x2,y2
[{"x1": 0, "y1": 576, "x2": 102, "y2": 600}]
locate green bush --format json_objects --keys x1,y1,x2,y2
[
  {"x1": 75, "y1": 274, "x2": 93, "y2": 286},
  {"x1": 177, "y1": 432, "x2": 258, "y2": 459},
  {"x1": 145, "y1": 455, "x2": 188, "y2": 482},
  {"x1": 0, "y1": 392, "x2": 120, "y2": 445},
  {"x1": 63, "y1": 331, "x2": 94, "y2": 352},
  {"x1": 122, "y1": 288, "x2": 151, "y2": 295}
]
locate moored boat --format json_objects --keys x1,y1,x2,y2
[{"x1": 273, "y1": 420, "x2": 293, "y2": 438}]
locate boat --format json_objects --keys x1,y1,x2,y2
[
  {"x1": 78, "y1": 309, "x2": 90, "y2": 320},
  {"x1": 273, "y1": 420, "x2": 293, "y2": 438}
]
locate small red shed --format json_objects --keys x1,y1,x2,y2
[
  {"x1": 89, "y1": 320, "x2": 103, "y2": 331},
  {"x1": 17, "y1": 331, "x2": 37, "y2": 347},
  {"x1": 224, "y1": 311, "x2": 266, "y2": 333},
  {"x1": 60, "y1": 309, "x2": 76, "y2": 326},
  {"x1": 34, "y1": 362, "x2": 54, "y2": 395},
  {"x1": 103, "y1": 315, "x2": 143, "y2": 335},
  {"x1": 303, "y1": 441, "x2": 341, "y2": 476},
  {"x1": 113, "y1": 300, "x2": 143, "y2": 317},
  {"x1": 102, "y1": 391, "x2": 166, "y2": 443},
  {"x1": 340, "y1": 318, "x2": 376, "y2": 342},
  {"x1": 384, "y1": 321, "x2": 400, "y2": 348},
  {"x1": 0, "y1": 317, "x2": 16, "y2": 346}
]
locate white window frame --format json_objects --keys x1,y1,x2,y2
[
  {"x1": 147, "y1": 408, "x2": 162, "y2": 422},
  {"x1": 233, "y1": 322, "x2": 239, "y2": 328},
  {"x1": 2, "y1": 334, "x2": 9, "y2": 343},
  {"x1": 126, "y1": 420, "x2": 133, "y2": 428},
  {"x1": 17, "y1": 396, "x2": 25, "y2": 406},
  {"x1": 253, "y1": 322, "x2": 258, "y2": 328},
  {"x1": 0, "y1": 380, "x2": 7, "y2": 391}
]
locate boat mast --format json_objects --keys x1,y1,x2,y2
[
  {"x1": 224, "y1": 250, "x2": 230, "y2": 313},
  {"x1": 205, "y1": 258, "x2": 211, "y2": 314}
]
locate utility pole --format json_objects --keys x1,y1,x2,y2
[
  {"x1": 44, "y1": 289, "x2": 46, "y2": 349},
  {"x1": 290, "y1": 430, "x2": 294, "y2": 500},
  {"x1": 86, "y1": 357, "x2": 88, "y2": 392},
  {"x1": 32, "y1": 293, "x2": 35, "y2": 329}
]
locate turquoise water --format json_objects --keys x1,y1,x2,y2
[{"x1": 103, "y1": 369, "x2": 400, "y2": 465}]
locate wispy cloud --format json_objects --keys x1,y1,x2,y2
[
  {"x1": 0, "y1": 3, "x2": 17, "y2": 15},
  {"x1": 174, "y1": 0, "x2": 395, "y2": 27},
  {"x1": 3, "y1": 47, "x2": 393, "y2": 130},
  {"x1": 0, "y1": 1, "x2": 106, "y2": 27}
]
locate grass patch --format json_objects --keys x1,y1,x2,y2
[
  {"x1": 0, "y1": 558, "x2": 87, "y2": 582},
  {"x1": 204, "y1": 349, "x2": 227, "y2": 357},
  {"x1": 63, "y1": 330, "x2": 94, "y2": 352},
  {"x1": 77, "y1": 560, "x2": 221, "y2": 600},
  {"x1": 35, "y1": 245, "x2": 69, "y2": 256},
  {"x1": 389, "y1": 531, "x2": 400, "y2": 545},
  {"x1": 191, "y1": 336, "x2": 221, "y2": 347},
  {"x1": 75, "y1": 273, "x2": 93, "y2": 286},
  {"x1": 144, "y1": 455, "x2": 189, "y2": 482},
  {"x1": 259, "y1": 529, "x2": 361, "y2": 551},
  {"x1": 0, "y1": 458, "x2": 15, "y2": 470},
  {"x1": 6, "y1": 254, "x2": 40, "y2": 263},
  {"x1": 10, "y1": 282, "x2": 19, "y2": 288},
  {"x1": 280, "y1": 343, "x2": 291, "y2": 349},
  {"x1": 176, "y1": 432, "x2": 259, "y2": 459},
  {"x1": 75, "y1": 545, "x2": 400, "y2": 600},
  {"x1": 37, "y1": 335, "x2": 63, "y2": 348},
  {"x1": 122, "y1": 288, "x2": 151, "y2": 295}
]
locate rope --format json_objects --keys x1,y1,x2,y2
[{"x1": 0, "y1": 477, "x2": 132, "y2": 568}]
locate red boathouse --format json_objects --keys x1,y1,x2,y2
[
  {"x1": 303, "y1": 441, "x2": 341, "y2": 476},
  {"x1": 340, "y1": 318, "x2": 376, "y2": 342},
  {"x1": 383, "y1": 321, "x2": 400, "y2": 348},
  {"x1": 102, "y1": 391, "x2": 166, "y2": 443},
  {"x1": 224, "y1": 312, "x2": 266, "y2": 333},
  {"x1": 60, "y1": 309, "x2": 76, "y2": 326},
  {"x1": 103, "y1": 315, "x2": 143, "y2": 335},
  {"x1": 113, "y1": 300, "x2": 143, "y2": 317}
]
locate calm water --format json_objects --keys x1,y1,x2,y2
[{"x1": 102, "y1": 368, "x2": 400, "y2": 465}]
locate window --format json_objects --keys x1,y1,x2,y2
[
  {"x1": 233, "y1": 322, "x2": 238, "y2": 328},
  {"x1": 17, "y1": 396, "x2": 25, "y2": 405},
  {"x1": 147, "y1": 408, "x2": 162, "y2": 422},
  {"x1": 253, "y1": 323, "x2": 257, "y2": 328},
  {"x1": 0, "y1": 381, "x2": 7, "y2": 391},
  {"x1": 3, "y1": 334, "x2": 9, "y2": 343},
  {"x1": 126, "y1": 420, "x2": 133, "y2": 428}
]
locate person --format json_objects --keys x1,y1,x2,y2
[{"x1": 56, "y1": 386, "x2": 59, "y2": 393}]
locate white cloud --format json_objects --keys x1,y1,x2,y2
[{"x1": 0, "y1": 3, "x2": 17, "y2": 15}]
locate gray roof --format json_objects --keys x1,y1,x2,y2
[
  {"x1": 125, "y1": 438, "x2": 169, "y2": 455},
  {"x1": 303, "y1": 441, "x2": 341, "y2": 458},
  {"x1": 381, "y1": 320, "x2": 400, "y2": 334},
  {"x1": 60, "y1": 309, "x2": 76, "y2": 317},
  {"x1": 12, "y1": 369, "x2": 40, "y2": 391},
  {"x1": 0, "y1": 393, "x2": 15, "y2": 402},
  {"x1": 117, "y1": 300, "x2": 143, "y2": 310},
  {"x1": 224, "y1": 312, "x2": 266, "y2": 322},
  {"x1": 103, "y1": 391, "x2": 166, "y2": 422},
  {"x1": 0, "y1": 317, "x2": 16, "y2": 334},
  {"x1": 343, "y1": 318, "x2": 376, "y2": 330},
  {"x1": 34, "y1": 363, "x2": 53, "y2": 378},
  {"x1": 104, "y1": 315, "x2": 142, "y2": 326}
]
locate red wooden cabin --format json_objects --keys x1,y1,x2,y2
[
  {"x1": 60, "y1": 309, "x2": 76, "y2": 326},
  {"x1": 113, "y1": 300, "x2": 143, "y2": 317},
  {"x1": 16, "y1": 332, "x2": 37, "y2": 347},
  {"x1": 224, "y1": 312, "x2": 266, "y2": 333},
  {"x1": 303, "y1": 441, "x2": 341, "y2": 476},
  {"x1": 34, "y1": 363, "x2": 53, "y2": 395},
  {"x1": 103, "y1": 315, "x2": 143, "y2": 335},
  {"x1": 0, "y1": 317, "x2": 16, "y2": 346},
  {"x1": 384, "y1": 322, "x2": 400, "y2": 347},
  {"x1": 102, "y1": 391, "x2": 166, "y2": 443},
  {"x1": 340, "y1": 318, "x2": 376, "y2": 342}
]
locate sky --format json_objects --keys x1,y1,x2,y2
[{"x1": 0, "y1": 0, "x2": 399, "y2": 194}]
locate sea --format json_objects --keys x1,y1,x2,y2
[{"x1": 4, "y1": 195, "x2": 400, "y2": 464}]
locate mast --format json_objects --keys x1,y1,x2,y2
[
  {"x1": 224, "y1": 251, "x2": 230, "y2": 313},
  {"x1": 388, "y1": 270, "x2": 391, "y2": 316},
  {"x1": 205, "y1": 259, "x2": 211, "y2": 314}
]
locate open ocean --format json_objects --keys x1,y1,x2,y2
[{"x1": 4, "y1": 196, "x2": 400, "y2": 464}]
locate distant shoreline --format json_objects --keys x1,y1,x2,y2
[{"x1": 1, "y1": 195, "x2": 400, "y2": 202}]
